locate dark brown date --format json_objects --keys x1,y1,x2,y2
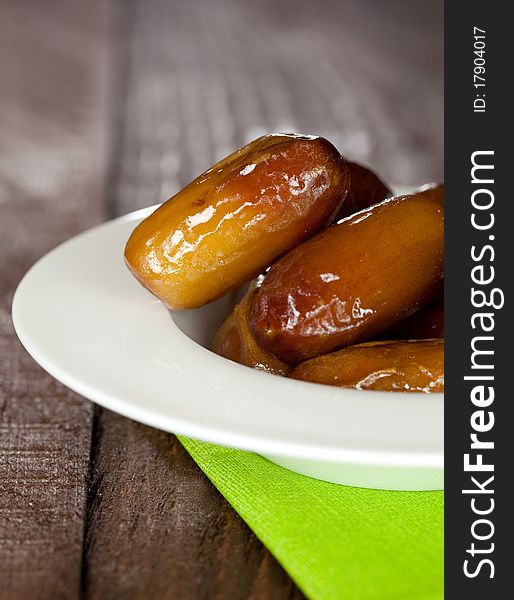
[
  {"x1": 334, "y1": 160, "x2": 391, "y2": 220},
  {"x1": 384, "y1": 294, "x2": 444, "y2": 339}
]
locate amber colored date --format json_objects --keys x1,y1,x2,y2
[
  {"x1": 250, "y1": 193, "x2": 444, "y2": 364},
  {"x1": 212, "y1": 290, "x2": 289, "y2": 375},
  {"x1": 335, "y1": 161, "x2": 391, "y2": 220},
  {"x1": 289, "y1": 339, "x2": 444, "y2": 392},
  {"x1": 124, "y1": 134, "x2": 349, "y2": 309}
]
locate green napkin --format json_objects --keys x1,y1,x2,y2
[{"x1": 178, "y1": 437, "x2": 443, "y2": 600}]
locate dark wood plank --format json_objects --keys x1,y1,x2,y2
[
  {"x1": 83, "y1": 0, "x2": 443, "y2": 599},
  {"x1": 113, "y1": 0, "x2": 443, "y2": 219},
  {"x1": 0, "y1": 1, "x2": 120, "y2": 598},
  {"x1": 83, "y1": 412, "x2": 304, "y2": 600}
]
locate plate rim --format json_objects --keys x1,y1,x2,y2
[{"x1": 12, "y1": 202, "x2": 444, "y2": 470}]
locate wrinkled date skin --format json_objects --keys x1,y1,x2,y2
[
  {"x1": 212, "y1": 290, "x2": 290, "y2": 375},
  {"x1": 335, "y1": 161, "x2": 391, "y2": 220},
  {"x1": 124, "y1": 134, "x2": 349, "y2": 309},
  {"x1": 289, "y1": 339, "x2": 444, "y2": 392},
  {"x1": 250, "y1": 193, "x2": 444, "y2": 365}
]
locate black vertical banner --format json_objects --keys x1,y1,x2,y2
[{"x1": 445, "y1": 2, "x2": 512, "y2": 597}]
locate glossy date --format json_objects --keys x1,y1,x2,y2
[
  {"x1": 250, "y1": 192, "x2": 444, "y2": 364},
  {"x1": 124, "y1": 134, "x2": 349, "y2": 309}
]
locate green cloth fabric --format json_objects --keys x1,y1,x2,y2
[{"x1": 178, "y1": 437, "x2": 443, "y2": 600}]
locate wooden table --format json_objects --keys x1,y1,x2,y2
[{"x1": 0, "y1": 1, "x2": 443, "y2": 598}]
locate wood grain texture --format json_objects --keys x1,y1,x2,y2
[
  {"x1": 83, "y1": 413, "x2": 304, "y2": 600},
  {"x1": 0, "y1": 0, "x2": 118, "y2": 598},
  {"x1": 113, "y1": 0, "x2": 443, "y2": 217},
  {"x1": 1, "y1": 0, "x2": 443, "y2": 598}
]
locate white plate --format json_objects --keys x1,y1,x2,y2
[{"x1": 12, "y1": 203, "x2": 444, "y2": 491}]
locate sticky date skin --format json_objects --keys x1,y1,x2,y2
[
  {"x1": 124, "y1": 134, "x2": 349, "y2": 309},
  {"x1": 250, "y1": 193, "x2": 444, "y2": 365},
  {"x1": 289, "y1": 339, "x2": 444, "y2": 393},
  {"x1": 212, "y1": 290, "x2": 289, "y2": 375}
]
